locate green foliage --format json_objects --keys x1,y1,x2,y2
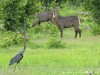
[
  {"x1": 3, "y1": 0, "x2": 21, "y2": 31},
  {"x1": 25, "y1": 0, "x2": 41, "y2": 16},
  {"x1": 40, "y1": 0, "x2": 56, "y2": 6},
  {"x1": 0, "y1": 1, "x2": 3, "y2": 19},
  {"x1": 47, "y1": 37, "x2": 66, "y2": 49},
  {"x1": 0, "y1": 32, "x2": 23, "y2": 47},
  {"x1": 40, "y1": 0, "x2": 84, "y2": 7},
  {"x1": 84, "y1": 0, "x2": 100, "y2": 35},
  {"x1": 33, "y1": 26, "x2": 43, "y2": 33},
  {"x1": 47, "y1": 24, "x2": 59, "y2": 37},
  {"x1": 47, "y1": 0, "x2": 59, "y2": 8},
  {"x1": 43, "y1": 23, "x2": 59, "y2": 37},
  {"x1": 91, "y1": 24, "x2": 100, "y2": 35},
  {"x1": 32, "y1": 23, "x2": 59, "y2": 37},
  {"x1": 91, "y1": 0, "x2": 100, "y2": 24},
  {"x1": 3, "y1": 0, "x2": 40, "y2": 31}
]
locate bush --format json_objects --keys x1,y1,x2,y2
[
  {"x1": 0, "y1": 32, "x2": 23, "y2": 47},
  {"x1": 48, "y1": 24, "x2": 59, "y2": 37},
  {"x1": 3, "y1": 0, "x2": 40, "y2": 31},
  {"x1": 43, "y1": 23, "x2": 59, "y2": 37},
  {"x1": 33, "y1": 26, "x2": 43, "y2": 33},
  {"x1": 3, "y1": 0, "x2": 21, "y2": 31},
  {"x1": 84, "y1": 0, "x2": 100, "y2": 35},
  {"x1": 91, "y1": 24, "x2": 100, "y2": 35},
  {"x1": 47, "y1": 37, "x2": 66, "y2": 49},
  {"x1": 32, "y1": 23, "x2": 59, "y2": 37}
]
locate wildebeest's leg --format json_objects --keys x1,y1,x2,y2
[
  {"x1": 73, "y1": 25, "x2": 79, "y2": 38},
  {"x1": 75, "y1": 30, "x2": 78, "y2": 38},
  {"x1": 79, "y1": 29, "x2": 81, "y2": 38},
  {"x1": 46, "y1": 19, "x2": 50, "y2": 22},
  {"x1": 38, "y1": 21, "x2": 41, "y2": 25},
  {"x1": 59, "y1": 27, "x2": 63, "y2": 38},
  {"x1": 32, "y1": 20, "x2": 41, "y2": 27},
  {"x1": 14, "y1": 63, "x2": 17, "y2": 72}
]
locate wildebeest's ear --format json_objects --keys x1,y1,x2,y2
[
  {"x1": 40, "y1": 6, "x2": 46, "y2": 10},
  {"x1": 57, "y1": 7, "x2": 60, "y2": 10}
]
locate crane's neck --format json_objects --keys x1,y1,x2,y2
[
  {"x1": 18, "y1": 45, "x2": 26, "y2": 55},
  {"x1": 20, "y1": 45, "x2": 26, "y2": 55},
  {"x1": 23, "y1": 45, "x2": 26, "y2": 51}
]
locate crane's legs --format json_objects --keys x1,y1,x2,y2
[
  {"x1": 18, "y1": 62, "x2": 21, "y2": 70},
  {"x1": 13, "y1": 63, "x2": 21, "y2": 72},
  {"x1": 14, "y1": 63, "x2": 17, "y2": 72}
]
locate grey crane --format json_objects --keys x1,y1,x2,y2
[
  {"x1": 9, "y1": 16, "x2": 26, "y2": 71},
  {"x1": 9, "y1": 45, "x2": 26, "y2": 71}
]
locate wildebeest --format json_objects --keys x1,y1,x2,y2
[
  {"x1": 50, "y1": 7, "x2": 81, "y2": 38},
  {"x1": 32, "y1": 11, "x2": 53, "y2": 27}
]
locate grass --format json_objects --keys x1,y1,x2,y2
[
  {"x1": 0, "y1": 29, "x2": 100, "y2": 75},
  {"x1": 0, "y1": 48, "x2": 100, "y2": 75}
]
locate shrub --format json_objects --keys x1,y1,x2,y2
[
  {"x1": 84, "y1": 0, "x2": 100, "y2": 35},
  {"x1": 47, "y1": 37, "x2": 66, "y2": 49},
  {"x1": 48, "y1": 24, "x2": 59, "y2": 37},
  {"x1": 42, "y1": 23, "x2": 59, "y2": 37},
  {"x1": 3, "y1": 0, "x2": 40, "y2": 31},
  {"x1": 33, "y1": 26, "x2": 43, "y2": 33},
  {"x1": 0, "y1": 32, "x2": 23, "y2": 47},
  {"x1": 91, "y1": 24, "x2": 100, "y2": 35}
]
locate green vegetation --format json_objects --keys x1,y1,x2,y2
[
  {"x1": 0, "y1": 32, "x2": 100, "y2": 75},
  {"x1": 83, "y1": 0, "x2": 100, "y2": 35},
  {"x1": 0, "y1": 0, "x2": 100, "y2": 75},
  {"x1": 0, "y1": 29, "x2": 100, "y2": 75}
]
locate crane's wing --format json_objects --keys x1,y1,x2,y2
[{"x1": 9, "y1": 54, "x2": 23, "y2": 66}]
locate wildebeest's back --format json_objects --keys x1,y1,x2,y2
[
  {"x1": 37, "y1": 11, "x2": 52, "y2": 22},
  {"x1": 57, "y1": 16, "x2": 79, "y2": 28}
]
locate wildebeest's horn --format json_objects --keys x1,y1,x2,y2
[
  {"x1": 57, "y1": 7, "x2": 60, "y2": 10},
  {"x1": 50, "y1": 7, "x2": 53, "y2": 10}
]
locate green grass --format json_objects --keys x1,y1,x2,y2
[
  {"x1": 0, "y1": 29, "x2": 100, "y2": 75},
  {"x1": 0, "y1": 48, "x2": 100, "y2": 75},
  {"x1": 0, "y1": 49, "x2": 100, "y2": 75}
]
